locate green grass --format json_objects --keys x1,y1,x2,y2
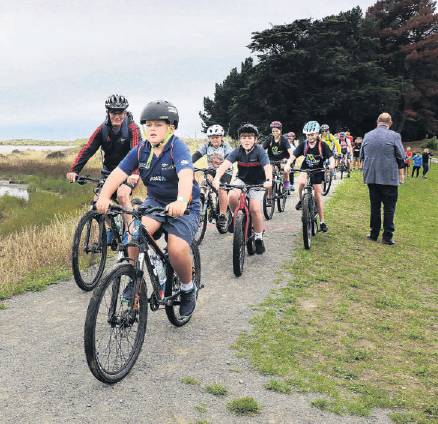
[
  {"x1": 227, "y1": 397, "x2": 261, "y2": 416},
  {"x1": 180, "y1": 376, "x2": 200, "y2": 385},
  {"x1": 265, "y1": 379, "x2": 292, "y2": 394},
  {"x1": 0, "y1": 266, "x2": 71, "y2": 302},
  {"x1": 205, "y1": 383, "x2": 228, "y2": 396},
  {"x1": 194, "y1": 403, "x2": 207, "y2": 414},
  {"x1": 235, "y1": 169, "x2": 438, "y2": 423}
]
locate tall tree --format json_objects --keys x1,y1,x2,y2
[{"x1": 366, "y1": 0, "x2": 438, "y2": 135}]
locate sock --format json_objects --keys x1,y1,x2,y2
[
  {"x1": 181, "y1": 281, "x2": 194, "y2": 292},
  {"x1": 320, "y1": 221, "x2": 325, "y2": 225},
  {"x1": 254, "y1": 232, "x2": 263, "y2": 240}
]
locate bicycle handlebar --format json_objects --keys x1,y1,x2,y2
[
  {"x1": 289, "y1": 167, "x2": 326, "y2": 174},
  {"x1": 220, "y1": 182, "x2": 265, "y2": 191},
  {"x1": 75, "y1": 175, "x2": 104, "y2": 185},
  {"x1": 97, "y1": 204, "x2": 190, "y2": 218}
]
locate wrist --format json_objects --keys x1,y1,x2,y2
[{"x1": 177, "y1": 195, "x2": 189, "y2": 204}]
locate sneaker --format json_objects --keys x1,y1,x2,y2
[
  {"x1": 295, "y1": 200, "x2": 302, "y2": 210},
  {"x1": 320, "y1": 223, "x2": 328, "y2": 232},
  {"x1": 382, "y1": 238, "x2": 395, "y2": 245},
  {"x1": 255, "y1": 238, "x2": 265, "y2": 254},
  {"x1": 284, "y1": 181, "x2": 290, "y2": 190},
  {"x1": 247, "y1": 239, "x2": 256, "y2": 255},
  {"x1": 179, "y1": 287, "x2": 196, "y2": 317},
  {"x1": 121, "y1": 280, "x2": 134, "y2": 304},
  {"x1": 367, "y1": 234, "x2": 378, "y2": 241},
  {"x1": 106, "y1": 229, "x2": 113, "y2": 246},
  {"x1": 217, "y1": 213, "x2": 227, "y2": 232}
]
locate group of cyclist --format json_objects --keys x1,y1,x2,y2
[{"x1": 66, "y1": 94, "x2": 361, "y2": 319}]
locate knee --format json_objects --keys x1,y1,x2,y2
[{"x1": 117, "y1": 190, "x2": 130, "y2": 205}]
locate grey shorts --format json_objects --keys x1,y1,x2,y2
[{"x1": 233, "y1": 178, "x2": 265, "y2": 203}]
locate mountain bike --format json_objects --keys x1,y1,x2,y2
[
  {"x1": 322, "y1": 162, "x2": 333, "y2": 196},
  {"x1": 84, "y1": 204, "x2": 202, "y2": 384},
  {"x1": 222, "y1": 182, "x2": 265, "y2": 276},
  {"x1": 262, "y1": 161, "x2": 287, "y2": 220},
  {"x1": 337, "y1": 154, "x2": 351, "y2": 179},
  {"x1": 193, "y1": 168, "x2": 232, "y2": 245},
  {"x1": 71, "y1": 176, "x2": 140, "y2": 291},
  {"x1": 293, "y1": 168, "x2": 324, "y2": 250}
]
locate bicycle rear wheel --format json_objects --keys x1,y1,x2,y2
[
  {"x1": 194, "y1": 193, "x2": 208, "y2": 245},
  {"x1": 233, "y1": 211, "x2": 246, "y2": 276},
  {"x1": 165, "y1": 242, "x2": 201, "y2": 327},
  {"x1": 84, "y1": 264, "x2": 148, "y2": 384},
  {"x1": 322, "y1": 169, "x2": 332, "y2": 196},
  {"x1": 277, "y1": 182, "x2": 287, "y2": 212},
  {"x1": 72, "y1": 211, "x2": 107, "y2": 291},
  {"x1": 263, "y1": 188, "x2": 275, "y2": 220},
  {"x1": 302, "y1": 193, "x2": 313, "y2": 250}
]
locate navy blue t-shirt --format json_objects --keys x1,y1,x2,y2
[
  {"x1": 119, "y1": 136, "x2": 200, "y2": 205},
  {"x1": 227, "y1": 144, "x2": 270, "y2": 185},
  {"x1": 262, "y1": 135, "x2": 291, "y2": 161}
]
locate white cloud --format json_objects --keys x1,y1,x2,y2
[{"x1": 1, "y1": 0, "x2": 376, "y2": 139}]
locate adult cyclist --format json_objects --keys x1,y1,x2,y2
[
  {"x1": 320, "y1": 124, "x2": 341, "y2": 158},
  {"x1": 192, "y1": 124, "x2": 233, "y2": 232},
  {"x1": 262, "y1": 121, "x2": 294, "y2": 199},
  {"x1": 66, "y1": 94, "x2": 141, "y2": 242},
  {"x1": 284, "y1": 121, "x2": 335, "y2": 232}
]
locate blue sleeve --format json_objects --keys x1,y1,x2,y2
[
  {"x1": 197, "y1": 143, "x2": 208, "y2": 156},
  {"x1": 118, "y1": 146, "x2": 139, "y2": 175},
  {"x1": 282, "y1": 137, "x2": 291, "y2": 151},
  {"x1": 224, "y1": 142, "x2": 233, "y2": 157},
  {"x1": 227, "y1": 148, "x2": 239, "y2": 163},
  {"x1": 258, "y1": 145, "x2": 270, "y2": 166},
  {"x1": 173, "y1": 139, "x2": 194, "y2": 173},
  {"x1": 293, "y1": 143, "x2": 304, "y2": 157}
]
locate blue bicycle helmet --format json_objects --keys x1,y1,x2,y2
[{"x1": 303, "y1": 121, "x2": 320, "y2": 134}]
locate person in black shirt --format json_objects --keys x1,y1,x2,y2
[
  {"x1": 285, "y1": 121, "x2": 334, "y2": 232},
  {"x1": 213, "y1": 123, "x2": 272, "y2": 254},
  {"x1": 262, "y1": 121, "x2": 294, "y2": 194}
]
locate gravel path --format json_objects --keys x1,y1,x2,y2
[{"x1": 0, "y1": 181, "x2": 392, "y2": 424}]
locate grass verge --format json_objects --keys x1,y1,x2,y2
[
  {"x1": 227, "y1": 397, "x2": 261, "y2": 416},
  {"x1": 205, "y1": 383, "x2": 228, "y2": 396},
  {"x1": 235, "y1": 169, "x2": 438, "y2": 424}
]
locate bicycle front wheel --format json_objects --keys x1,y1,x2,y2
[
  {"x1": 72, "y1": 211, "x2": 107, "y2": 291},
  {"x1": 302, "y1": 193, "x2": 313, "y2": 250},
  {"x1": 233, "y1": 211, "x2": 246, "y2": 276},
  {"x1": 263, "y1": 187, "x2": 275, "y2": 220},
  {"x1": 322, "y1": 169, "x2": 332, "y2": 196},
  {"x1": 84, "y1": 264, "x2": 148, "y2": 384},
  {"x1": 194, "y1": 194, "x2": 208, "y2": 245},
  {"x1": 165, "y1": 242, "x2": 201, "y2": 327},
  {"x1": 277, "y1": 182, "x2": 287, "y2": 212}
]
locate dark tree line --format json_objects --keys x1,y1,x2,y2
[{"x1": 200, "y1": 0, "x2": 438, "y2": 140}]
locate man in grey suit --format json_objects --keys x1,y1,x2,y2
[{"x1": 360, "y1": 113, "x2": 405, "y2": 245}]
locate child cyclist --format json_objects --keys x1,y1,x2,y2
[
  {"x1": 212, "y1": 123, "x2": 272, "y2": 254},
  {"x1": 192, "y1": 124, "x2": 233, "y2": 232},
  {"x1": 262, "y1": 121, "x2": 294, "y2": 199},
  {"x1": 95, "y1": 100, "x2": 200, "y2": 317},
  {"x1": 284, "y1": 121, "x2": 335, "y2": 232}
]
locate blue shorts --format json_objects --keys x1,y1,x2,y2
[{"x1": 142, "y1": 197, "x2": 200, "y2": 246}]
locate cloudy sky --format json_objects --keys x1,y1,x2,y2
[{"x1": 1, "y1": 0, "x2": 376, "y2": 141}]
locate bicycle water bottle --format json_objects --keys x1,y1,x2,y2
[{"x1": 149, "y1": 250, "x2": 167, "y2": 297}]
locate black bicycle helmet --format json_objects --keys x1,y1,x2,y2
[
  {"x1": 105, "y1": 94, "x2": 129, "y2": 112},
  {"x1": 140, "y1": 100, "x2": 179, "y2": 129},
  {"x1": 237, "y1": 123, "x2": 259, "y2": 137}
]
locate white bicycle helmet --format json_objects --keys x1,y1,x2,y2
[
  {"x1": 207, "y1": 124, "x2": 225, "y2": 137},
  {"x1": 303, "y1": 121, "x2": 321, "y2": 134}
]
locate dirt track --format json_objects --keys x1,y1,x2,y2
[{"x1": 0, "y1": 183, "x2": 392, "y2": 424}]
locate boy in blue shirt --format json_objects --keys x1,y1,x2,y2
[
  {"x1": 411, "y1": 152, "x2": 422, "y2": 178},
  {"x1": 96, "y1": 100, "x2": 200, "y2": 317}
]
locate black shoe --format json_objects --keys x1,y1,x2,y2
[
  {"x1": 295, "y1": 200, "x2": 302, "y2": 210},
  {"x1": 320, "y1": 223, "x2": 328, "y2": 232},
  {"x1": 179, "y1": 287, "x2": 196, "y2": 317},
  {"x1": 367, "y1": 235, "x2": 378, "y2": 241},
  {"x1": 382, "y1": 238, "x2": 395, "y2": 245},
  {"x1": 255, "y1": 238, "x2": 265, "y2": 254},
  {"x1": 217, "y1": 213, "x2": 227, "y2": 232}
]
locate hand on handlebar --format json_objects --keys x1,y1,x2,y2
[
  {"x1": 263, "y1": 180, "x2": 272, "y2": 189},
  {"x1": 126, "y1": 174, "x2": 140, "y2": 186},
  {"x1": 166, "y1": 200, "x2": 188, "y2": 218},
  {"x1": 66, "y1": 172, "x2": 78, "y2": 183},
  {"x1": 95, "y1": 196, "x2": 111, "y2": 214}
]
